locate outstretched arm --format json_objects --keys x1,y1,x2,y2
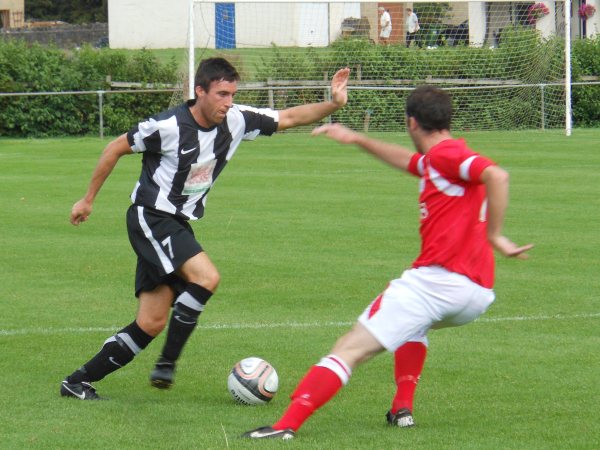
[
  {"x1": 276, "y1": 67, "x2": 350, "y2": 131},
  {"x1": 70, "y1": 133, "x2": 133, "y2": 225},
  {"x1": 480, "y1": 165, "x2": 534, "y2": 259},
  {"x1": 311, "y1": 123, "x2": 415, "y2": 171}
]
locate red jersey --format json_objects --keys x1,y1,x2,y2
[{"x1": 407, "y1": 138, "x2": 496, "y2": 288}]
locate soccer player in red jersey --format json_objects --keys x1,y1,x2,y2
[{"x1": 243, "y1": 85, "x2": 533, "y2": 440}]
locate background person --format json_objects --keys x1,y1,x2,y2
[
  {"x1": 406, "y1": 8, "x2": 420, "y2": 47},
  {"x1": 379, "y1": 6, "x2": 392, "y2": 44},
  {"x1": 60, "y1": 58, "x2": 350, "y2": 400},
  {"x1": 243, "y1": 85, "x2": 533, "y2": 440}
]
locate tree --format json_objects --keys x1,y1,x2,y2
[
  {"x1": 415, "y1": 2, "x2": 452, "y2": 25},
  {"x1": 25, "y1": 0, "x2": 107, "y2": 23}
]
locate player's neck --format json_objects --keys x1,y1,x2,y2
[
  {"x1": 188, "y1": 102, "x2": 212, "y2": 129},
  {"x1": 420, "y1": 130, "x2": 452, "y2": 154}
]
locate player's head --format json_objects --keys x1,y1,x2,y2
[
  {"x1": 193, "y1": 58, "x2": 240, "y2": 126},
  {"x1": 405, "y1": 85, "x2": 452, "y2": 132},
  {"x1": 194, "y1": 57, "x2": 240, "y2": 96}
]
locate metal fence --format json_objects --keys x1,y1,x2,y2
[{"x1": 1, "y1": 80, "x2": 599, "y2": 138}]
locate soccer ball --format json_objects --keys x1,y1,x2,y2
[{"x1": 227, "y1": 357, "x2": 278, "y2": 405}]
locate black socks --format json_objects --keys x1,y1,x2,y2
[
  {"x1": 161, "y1": 283, "x2": 213, "y2": 362},
  {"x1": 67, "y1": 321, "x2": 153, "y2": 383}
]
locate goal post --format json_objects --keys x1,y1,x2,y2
[{"x1": 187, "y1": 0, "x2": 573, "y2": 134}]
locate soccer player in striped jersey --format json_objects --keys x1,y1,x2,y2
[
  {"x1": 243, "y1": 85, "x2": 533, "y2": 440},
  {"x1": 60, "y1": 58, "x2": 350, "y2": 400}
]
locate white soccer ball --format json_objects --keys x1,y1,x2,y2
[{"x1": 227, "y1": 357, "x2": 278, "y2": 405}]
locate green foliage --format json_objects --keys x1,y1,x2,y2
[
  {"x1": 0, "y1": 40, "x2": 178, "y2": 137},
  {"x1": 416, "y1": 2, "x2": 452, "y2": 25},
  {"x1": 253, "y1": 32, "x2": 598, "y2": 129},
  {"x1": 25, "y1": 0, "x2": 107, "y2": 24},
  {"x1": 253, "y1": 45, "x2": 326, "y2": 109},
  {"x1": 256, "y1": 45, "x2": 324, "y2": 81},
  {"x1": 572, "y1": 36, "x2": 600, "y2": 76},
  {"x1": 1, "y1": 33, "x2": 599, "y2": 136},
  {"x1": 571, "y1": 36, "x2": 600, "y2": 127},
  {"x1": 572, "y1": 85, "x2": 600, "y2": 127}
]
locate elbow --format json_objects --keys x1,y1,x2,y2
[
  {"x1": 483, "y1": 165, "x2": 509, "y2": 186},
  {"x1": 497, "y1": 168, "x2": 509, "y2": 185},
  {"x1": 490, "y1": 165, "x2": 509, "y2": 185}
]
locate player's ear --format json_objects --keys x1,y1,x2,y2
[
  {"x1": 195, "y1": 85, "x2": 206, "y2": 99},
  {"x1": 406, "y1": 116, "x2": 418, "y2": 131}
]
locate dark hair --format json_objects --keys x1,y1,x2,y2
[
  {"x1": 194, "y1": 57, "x2": 240, "y2": 94},
  {"x1": 405, "y1": 85, "x2": 452, "y2": 131}
]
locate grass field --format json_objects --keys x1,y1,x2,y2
[{"x1": 1, "y1": 129, "x2": 599, "y2": 449}]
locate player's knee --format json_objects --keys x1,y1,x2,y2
[
  {"x1": 193, "y1": 268, "x2": 220, "y2": 292},
  {"x1": 137, "y1": 314, "x2": 168, "y2": 337},
  {"x1": 182, "y1": 266, "x2": 220, "y2": 292},
  {"x1": 204, "y1": 268, "x2": 220, "y2": 292}
]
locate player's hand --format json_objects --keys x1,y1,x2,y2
[
  {"x1": 331, "y1": 67, "x2": 350, "y2": 108},
  {"x1": 70, "y1": 198, "x2": 93, "y2": 226},
  {"x1": 312, "y1": 123, "x2": 358, "y2": 145},
  {"x1": 490, "y1": 236, "x2": 534, "y2": 259}
]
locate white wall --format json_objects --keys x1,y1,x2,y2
[
  {"x1": 329, "y1": 2, "x2": 361, "y2": 42},
  {"x1": 109, "y1": 0, "x2": 189, "y2": 49},
  {"x1": 468, "y1": 1, "x2": 486, "y2": 46},
  {"x1": 233, "y1": 3, "x2": 330, "y2": 47},
  {"x1": 585, "y1": 0, "x2": 599, "y2": 38},
  {"x1": 108, "y1": 1, "x2": 584, "y2": 50},
  {"x1": 536, "y1": 0, "x2": 556, "y2": 39},
  {"x1": 109, "y1": 0, "x2": 361, "y2": 49}
]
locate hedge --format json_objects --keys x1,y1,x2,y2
[
  {"x1": 0, "y1": 41, "x2": 179, "y2": 137},
  {"x1": 1, "y1": 33, "x2": 598, "y2": 137}
]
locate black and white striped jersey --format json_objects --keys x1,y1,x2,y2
[{"x1": 126, "y1": 100, "x2": 278, "y2": 220}]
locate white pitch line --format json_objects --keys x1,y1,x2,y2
[
  {"x1": 1, "y1": 312, "x2": 599, "y2": 338},
  {"x1": 478, "y1": 312, "x2": 600, "y2": 323}
]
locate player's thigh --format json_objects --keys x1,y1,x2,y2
[
  {"x1": 176, "y1": 251, "x2": 220, "y2": 291},
  {"x1": 358, "y1": 275, "x2": 433, "y2": 352}
]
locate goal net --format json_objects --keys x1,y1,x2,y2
[{"x1": 187, "y1": 1, "x2": 569, "y2": 133}]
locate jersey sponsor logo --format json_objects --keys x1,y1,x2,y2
[{"x1": 183, "y1": 160, "x2": 217, "y2": 195}]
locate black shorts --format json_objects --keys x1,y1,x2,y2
[{"x1": 126, "y1": 205, "x2": 202, "y2": 297}]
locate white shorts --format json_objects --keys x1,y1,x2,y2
[
  {"x1": 380, "y1": 29, "x2": 391, "y2": 39},
  {"x1": 358, "y1": 266, "x2": 495, "y2": 351}
]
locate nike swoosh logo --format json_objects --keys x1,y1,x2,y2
[
  {"x1": 180, "y1": 146, "x2": 198, "y2": 155},
  {"x1": 174, "y1": 315, "x2": 196, "y2": 325},
  {"x1": 249, "y1": 429, "x2": 294, "y2": 440},
  {"x1": 62, "y1": 383, "x2": 86, "y2": 399},
  {"x1": 109, "y1": 357, "x2": 122, "y2": 367}
]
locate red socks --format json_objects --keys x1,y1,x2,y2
[
  {"x1": 271, "y1": 344, "x2": 426, "y2": 433},
  {"x1": 391, "y1": 341, "x2": 427, "y2": 414},
  {"x1": 274, "y1": 356, "x2": 350, "y2": 432}
]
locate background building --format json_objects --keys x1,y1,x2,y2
[
  {"x1": 0, "y1": 0, "x2": 24, "y2": 29},
  {"x1": 107, "y1": 1, "x2": 598, "y2": 49}
]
